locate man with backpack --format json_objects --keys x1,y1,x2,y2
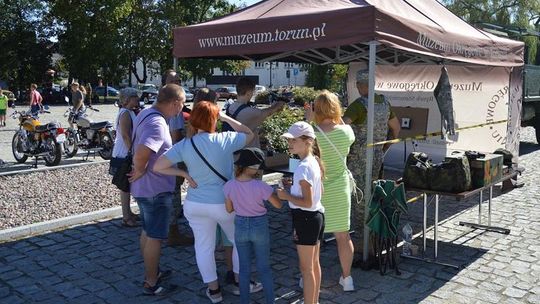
[{"x1": 223, "y1": 77, "x2": 285, "y2": 148}]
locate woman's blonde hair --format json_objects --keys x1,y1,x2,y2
[{"x1": 313, "y1": 90, "x2": 342, "y2": 124}]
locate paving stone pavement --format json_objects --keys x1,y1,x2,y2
[{"x1": 1, "y1": 128, "x2": 539, "y2": 303}]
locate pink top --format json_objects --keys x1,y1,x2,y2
[
  {"x1": 223, "y1": 179, "x2": 273, "y2": 217},
  {"x1": 31, "y1": 90, "x2": 42, "y2": 105}
]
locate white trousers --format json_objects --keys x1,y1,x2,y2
[{"x1": 183, "y1": 200, "x2": 240, "y2": 283}]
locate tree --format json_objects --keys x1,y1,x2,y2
[
  {"x1": 442, "y1": 0, "x2": 540, "y2": 64},
  {"x1": 157, "y1": 0, "x2": 250, "y2": 85},
  {"x1": 0, "y1": 0, "x2": 53, "y2": 91},
  {"x1": 50, "y1": 0, "x2": 139, "y2": 85},
  {"x1": 305, "y1": 64, "x2": 348, "y2": 93}
]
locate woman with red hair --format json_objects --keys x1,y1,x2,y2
[{"x1": 154, "y1": 101, "x2": 255, "y2": 303}]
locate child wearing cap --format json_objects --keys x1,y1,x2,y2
[
  {"x1": 276, "y1": 121, "x2": 325, "y2": 304},
  {"x1": 224, "y1": 147, "x2": 282, "y2": 304}
]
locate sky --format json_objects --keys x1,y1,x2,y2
[{"x1": 228, "y1": 0, "x2": 261, "y2": 8}]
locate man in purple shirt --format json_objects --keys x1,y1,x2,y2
[{"x1": 128, "y1": 84, "x2": 185, "y2": 295}]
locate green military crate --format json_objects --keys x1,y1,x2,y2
[{"x1": 470, "y1": 154, "x2": 503, "y2": 188}]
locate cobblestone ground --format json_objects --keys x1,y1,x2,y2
[{"x1": 1, "y1": 128, "x2": 539, "y2": 303}]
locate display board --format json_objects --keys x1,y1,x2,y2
[{"x1": 347, "y1": 63, "x2": 516, "y2": 168}]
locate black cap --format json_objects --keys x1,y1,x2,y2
[{"x1": 234, "y1": 147, "x2": 265, "y2": 168}]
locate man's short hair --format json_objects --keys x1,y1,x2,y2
[
  {"x1": 157, "y1": 84, "x2": 185, "y2": 104},
  {"x1": 162, "y1": 69, "x2": 176, "y2": 86},
  {"x1": 236, "y1": 77, "x2": 255, "y2": 96}
]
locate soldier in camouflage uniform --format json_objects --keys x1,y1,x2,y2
[{"x1": 343, "y1": 69, "x2": 401, "y2": 266}]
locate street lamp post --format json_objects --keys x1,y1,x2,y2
[{"x1": 266, "y1": 62, "x2": 274, "y2": 88}]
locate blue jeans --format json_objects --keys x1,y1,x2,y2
[
  {"x1": 135, "y1": 192, "x2": 173, "y2": 240},
  {"x1": 235, "y1": 215, "x2": 274, "y2": 304}
]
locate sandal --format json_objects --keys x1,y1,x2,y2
[{"x1": 121, "y1": 218, "x2": 140, "y2": 228}]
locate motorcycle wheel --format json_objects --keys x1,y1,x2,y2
[
  {"x1": 12, "y1": 132, "x2": 28, "y2": 164},
  {"x1": 44, "y1": 139, "x2": 62, "y2": 166},
  {"x1": 98, "y1": 130, "x2": 114, "y2": 160},
  {"x1": 63, "y1": 129, "x2": 78, "y2": 158}
]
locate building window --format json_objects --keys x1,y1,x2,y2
[{"x1": 255, "y1": 62, "x2": 265, "y2": 69}]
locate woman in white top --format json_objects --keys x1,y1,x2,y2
[
  {"x1": 110, "y1": 88, "x2": 139, "y2": 227},
  {"x1": 277, "y1": 121, "x2": 325, "y2": 304}
]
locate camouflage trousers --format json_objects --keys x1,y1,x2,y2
[
  {"x1": 170, "y1": 162, "x2": 187, "y2": 225},
  {"x1": 348, "y1": 141, "x2": 384, "y2": 254}
]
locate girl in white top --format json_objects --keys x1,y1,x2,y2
[
  {"x1": 277, "y1": 121, "x2": 324, "y2": 304},
  {"x1": 111, "y1": 88, "x2": 140, "y2": 227}
]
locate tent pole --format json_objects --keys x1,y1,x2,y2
[{"x1": 363, "y1": 41, "x2": 377, "y2": 262}]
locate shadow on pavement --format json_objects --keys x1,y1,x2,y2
[
  {"x1": 519, "y1": 141, "x2": 540, "y2": 157},
  {"x1": 0, "y1": 202, "x2": 490, "y2": 304},
  {"x1": 0, "y1": 155, "x2": 107, "y2": 174}
]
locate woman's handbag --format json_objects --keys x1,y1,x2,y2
[{"x1": 112, "y1": 154, "x2": 132, "y2": 192}]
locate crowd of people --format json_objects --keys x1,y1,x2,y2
[{"x1": 106, "y1": 68, "x2": 399, "y2": 304}]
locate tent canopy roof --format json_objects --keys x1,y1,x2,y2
[{"x1": 173, "y1": 0, "x2": 524, "y2": 67}]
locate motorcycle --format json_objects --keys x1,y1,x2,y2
[
  {"x1": 10, "y1": 107, "x2": 65, "y2": 167},
  {"x1": 63, "y1": 105, "x2": 115, "y2": 160}
]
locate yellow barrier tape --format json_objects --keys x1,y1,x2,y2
[
  {"x1": 367, "y1": 119, "x2": 508, "y2": 147},
  {"x1": 407, "y1": 194, "x2": 424, "y2": 204}
]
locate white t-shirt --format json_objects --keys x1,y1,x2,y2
[
  {"x1": 289, "y1": 155, "x2": 324, "y2": 213},
  {"x1": 112, "y1": 108, "x2": 136, "y2": 158}
]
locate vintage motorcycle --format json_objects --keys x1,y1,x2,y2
[
  {"x1": 11, "y1": 108, "x2": 65, "y2": 166},
  {"x1": 63, "y1": 105, "x2": 115, "y2": 160}
]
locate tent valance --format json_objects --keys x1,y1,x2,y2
[{"x1": 173, "y1": 0, "x2": 524, "y2": 67}]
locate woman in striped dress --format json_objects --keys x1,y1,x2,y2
[{"x1": 307, "y1": 90, "x2": 356, "y2": 291}]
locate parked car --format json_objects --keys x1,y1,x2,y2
[
  {"x1": 183, "y1": 86, "x2": 194, "y2": 102},
  {"x1": 139, "y1": 84, "x2": 158, "y2": 104},
  {"x1": 139, "y1": 84, "x2": 194, "y2": 104},
  {"x1": 255, "y1": 85, "x2": 266, "y2": 94},
  {"x1": 93, "y1": 86, "x2": 120, "y2": 103},
  {"x1": 39, "y1": 86, "x2": 63, "y2": 104},
  {"x1": 216, "y1": 87, "x2": 237, "y2": 100}
]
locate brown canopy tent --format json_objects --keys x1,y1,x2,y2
[
  {"x1": 173, "y1": 0, "x2": 524, "y2": 261},
  {"x1": 173, "y1": 0, "x2": 523, "y2": 66}
]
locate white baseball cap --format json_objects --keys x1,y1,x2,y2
[{"x1": 281, "y1": 121, "x2": 316, "y2": 139}]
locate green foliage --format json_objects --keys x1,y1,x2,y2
[
  {"x1": 291, "y1": 86, "x2": 319, "y2": 106},
  {"x1": 0, "y1": 0, "x2": 52, "y2": 91},
  {"x1": 255, "y1": 91, "x2": 271, "y2": 104},
  {"x1": 260, "y1": 107, "x2": 304, "y2": 154},
  {"x1": 442, "y1": 0, "x2": 540, "y2": 64},
  {"x1": 305, "y1": 64, "x2": 348, "y2": 94}
]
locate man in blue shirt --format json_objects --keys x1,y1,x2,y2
[{"x1": 162, "y1": 69, "x2": 194, "y2": 246}]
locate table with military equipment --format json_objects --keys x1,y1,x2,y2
[{"x1": 404, "y1": 169, "x2": 519, "y2": 269}]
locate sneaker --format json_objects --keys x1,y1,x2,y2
[
  {"x1": 339, "y1": 275, "x2": 354, "y2": 292},
  {"x1": 206, "y1": 287, "x2": 223, "y2": 303},
  {"x1": 143, "y1": 282, "x2": 174, "y2": 296},
  {"x1": 230, "y1": 281, "x2": 263, "y2": 296},
  {"x1": 225, "y1": 270, "x2": 235, "y2": 285},
  {"x1": 157, "y1": 269, "x2": 172, "y2": 284}
]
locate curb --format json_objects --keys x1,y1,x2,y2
[
  {"x1": 0, "y1": 204, "x2": 138, "y2": 243},
  {"x1": 0, "y1": 172, "x2": 284, "y2": 242}
]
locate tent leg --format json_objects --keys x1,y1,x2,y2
[{"x1": 363, "y1": 41, "x2": 377, "y2": 262}]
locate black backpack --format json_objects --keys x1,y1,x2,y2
[{"x1": 222, "y1": 103, "x2": 249, "y2": 131}]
